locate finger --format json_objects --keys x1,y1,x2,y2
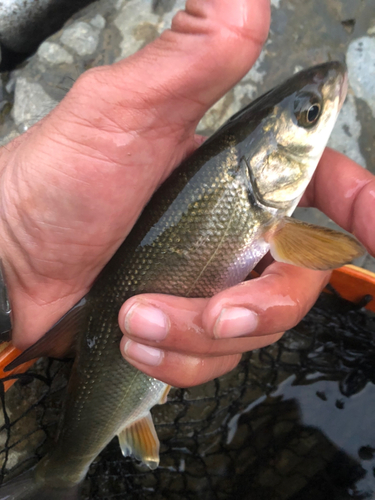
[
  {"x1": 300, "y1": 147, "x2": 375, "y2": 256},
  {"x1": 120, "y1": 340, "x2": 243, "y2": 387},
  {"x1": 121, "y1": 333, "x2": 284, "y2": 387},
  {"x1": 118, "y1": 263, "x2": 328, "y2": 358},
  {"x1": 64, "y1": 0, "x2": 270, "y2": 147},
  {"x1": 204, "y1": 263, "x2": 330, "y2": 340}
]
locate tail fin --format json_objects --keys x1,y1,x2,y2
[{"x1": 0, "y1": 469, "x2": 80, "y2": 500}]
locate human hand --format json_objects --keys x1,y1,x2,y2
[
  {"x1": 2, "y1": 0, "x2": 372, "y2": 390},
  {"x1": 118, "y1": 148, "x2": 375, "y2": 387},
  {"x1": 0, "y1": 0, "x2": 270, "y2": 351}
]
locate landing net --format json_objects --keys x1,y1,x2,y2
[{"x1": 0, "y1": 290, "x2": 374, "y2": 499}]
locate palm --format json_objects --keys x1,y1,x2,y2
[{"x1": 1, "y1": 77, "x2": 200, "y2": 348}]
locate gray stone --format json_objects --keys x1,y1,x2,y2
[
  {"x1": 37, "y1": 42, "x2": 74, "y2": 65},
  {"x1": 114, "y1": 0, "x2": 159, "y2": 60},
  {"x1": 157, "y1": 0, "x2": 185, "y2": 32},
  {"x1": 328, "y1": 94, "x2": 366, "y2": 168},
  {"x1": 90, "y1": 14, "x2": 106, "y2": 30},
  {"x1": 60, "y1": 21, "x2": 101, "y2": 56},
  {"x1": 197, "y1": 92, "x2": 238, "y2": 134},
  {"x1": 12, "y1": 78, "x2": 58, "y2": 132},
  {"x1": 242, "y1": 47, "x2": 268, "y2": 85},
  {"x1": 362, "y1": 254, "x2": 375, "y2": 273},
  {"x1": 347, "y1": 36, "x2": 375, "y2": 117},
  {"x1": 0, "y1": 129, "x2": 19, "y2": 147}
]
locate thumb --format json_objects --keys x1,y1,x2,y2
[
  {"x1": 43, "y1": 0, "x2": 270, "y2": 179},
  {"x1": 110, "y1": 0, "x2": 271, "y2": 130}
]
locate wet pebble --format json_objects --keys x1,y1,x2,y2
[{"x1": 347, "y1": 36, "x2": 375, "y2": 117}]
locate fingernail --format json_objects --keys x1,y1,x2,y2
[
  {"x1": 214, "y1": 307, "x2": 258, "y2": 339},
  {"x1": 124, "y1": 340, "x2": 163, "y2": 366},
  {"x1": 125, "y1": 303, "x2": 169, "y2": 341}
]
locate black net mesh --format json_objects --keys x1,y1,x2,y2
[{"x1": 0, "y1": 289, "x2": 375, "y2": 499}]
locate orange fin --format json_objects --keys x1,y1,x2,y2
[
  {"x1": 5, "y1": 296, "x2": 88, "y2": 371},
  {"x1": 159, "y1": 384, "x2": 171, "y2": 404},
  {"x1": 269, "y1": 217, "x2": 365, "y2": 271},
  {"x1": 118, "y1": 412, "x2": 160, "y2": 470}
]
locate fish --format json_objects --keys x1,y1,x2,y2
[{"x1": 0, "y1": 61, "x2": 363, "y2": 499}]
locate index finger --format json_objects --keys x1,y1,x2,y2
[{"x1": 300, "y1": 147, "x2": 375, "y2": 256}]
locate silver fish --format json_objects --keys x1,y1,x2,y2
[{"x1": 1, "y1": 61, "x2": 362, "y2": 500}]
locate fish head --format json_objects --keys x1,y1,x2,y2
[{"x1": 244, "y1": 61, "x2": 347, "y2": 210}]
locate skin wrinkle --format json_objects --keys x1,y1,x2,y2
[
  {"x1": 19, "y1": 134, "x2": 162, "y2": 228},
  {"x1": 64, "y1": 103, "x2": 145, "y2": 137},
  {"x1": 185, "y1": 0, "x2": 269, "y2": 47},
  {"x1": 149, "y1": 29, "x2": 257, "y2": 104},
  {"x1": 46, "y1": 131, "x2": 165, "y2": 185},
  {"x1": 16, "y1": 283, "x2": 88, "y2": 309},
  {"x1": 171, "y1": 12, "x2": 216, "y2": 36},
  {"x1": 198, "y1": 265, "x2": 329, "y2": 341},
  {"x1": 46, "y1": 144, "x2": 128, "y2": 177},
  {"x1": 69, "y1": 106, "x2": 141, "y2": 137},
  {"x1": 3, "y1": 175, "x2": 98, "y2": 266},
  {"x1": 184, "y1": 0, "x2": 209, "y2": 19},
  {"x1": 1, "y1": 177, "x2": 116, "y2": 279},
  {"x1": 129, "y1": 350, "x2": 242, "y2": 388},
  {"x1": 45, "y1": 126, "x2": 131, "y2": 163},
  {"x1": 37, "y1": 156, "x2": 98, "y2": 186},
  {"x1": 75, "y1": 68, "x2": 196, "y2": 126},
  {"x1": 139, "y1": 85, "x2": 204, "y2": 129}
]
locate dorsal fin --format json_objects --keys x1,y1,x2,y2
[{"x1": 5, "y1": 296, "x2": 88, "y2": 371}]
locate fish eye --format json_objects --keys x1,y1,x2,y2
[
  {"x1": 293, "y1": 93, "x2": 323, "y2": 128},
  {"x1": 307, "y1": 104, "x2": 321, "y2": 123}
]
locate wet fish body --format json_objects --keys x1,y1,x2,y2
[{"x1": 1, "y1": 62, "x2": 362, "y2": 499}]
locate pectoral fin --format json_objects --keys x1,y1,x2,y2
[
  {"x1": 118, "y1": 412, "x2": 160, "y2": 470},
  {"x1": 268, "y1": 217, "x2": 365, "y2": 271},
  {"x1": 5, "y1": 296, "x2": 88, "y2": 371}
]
